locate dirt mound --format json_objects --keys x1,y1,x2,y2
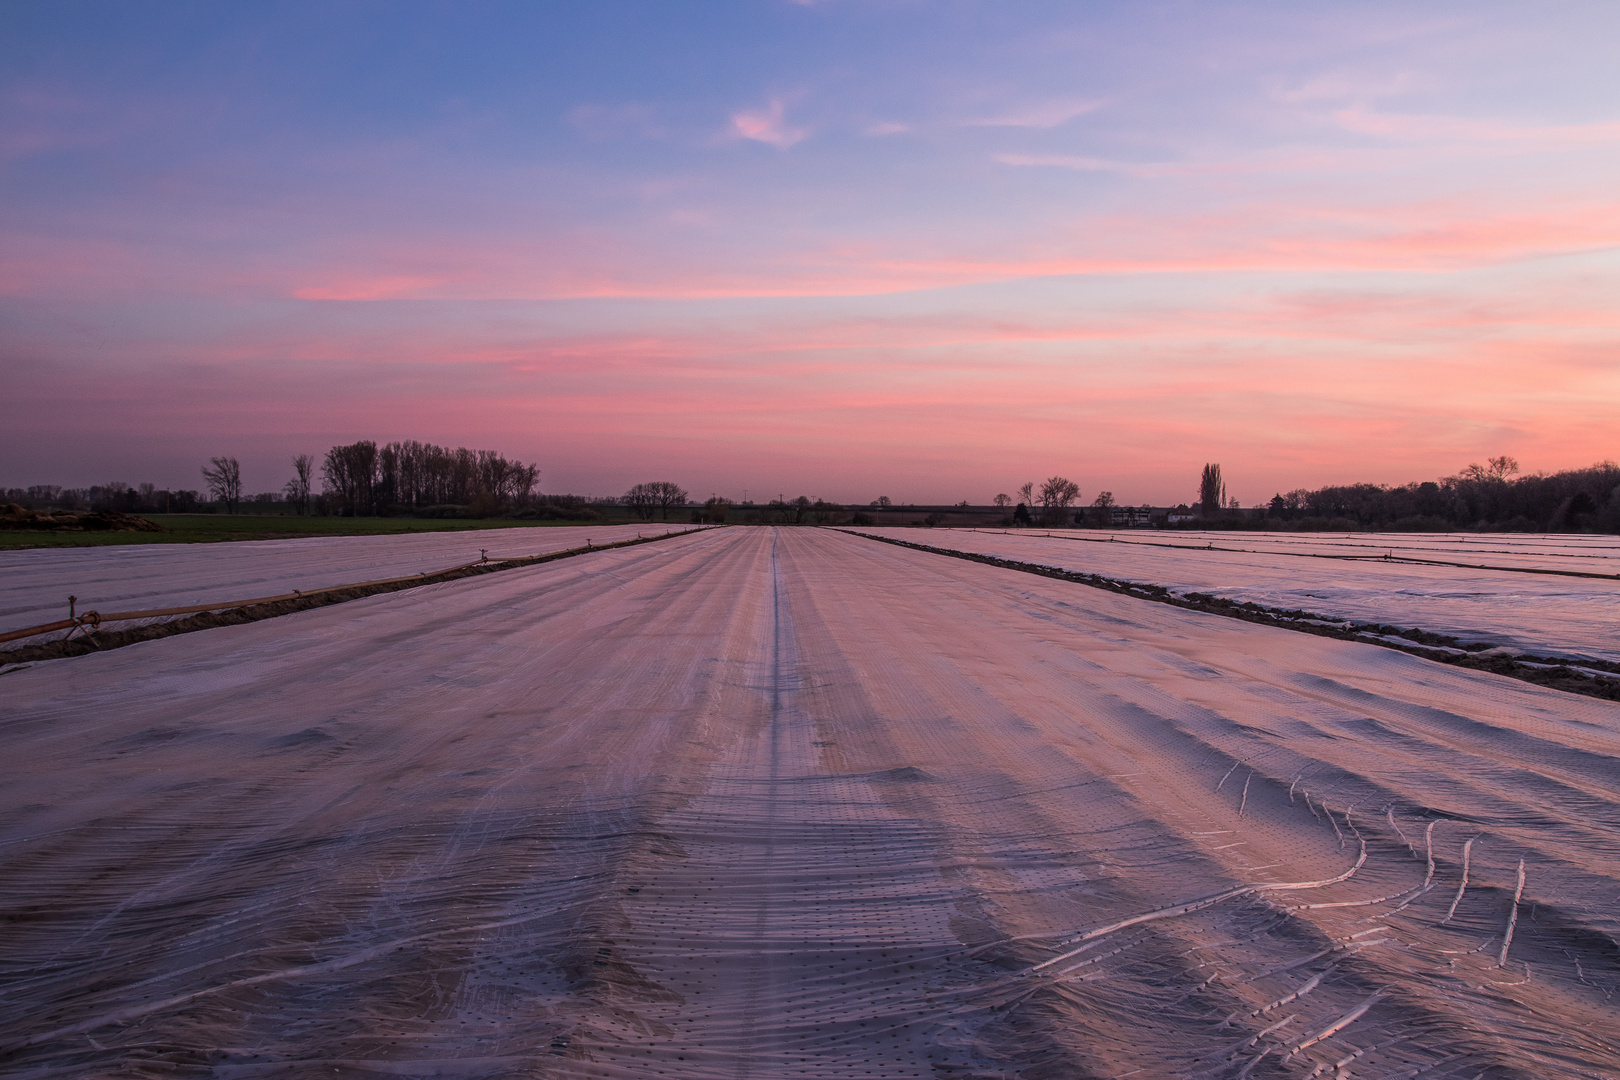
[
  {"x1": 0, "y1": 504, "x2": 80, "y2": 530},
  {"x1": 0, "y1": 504, "x2": 164, "y2": 532}
]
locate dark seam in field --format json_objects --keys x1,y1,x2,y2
[
  {"x1": 835, "y1": 529, "x2": 1620, "y2": 703},
  {"x1": 0, "y1": 527, "x2": 714, "y2": 670}
]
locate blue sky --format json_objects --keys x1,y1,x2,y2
[{"x1": 3, "y1": 1, "x2": 1618, "y2": 502}]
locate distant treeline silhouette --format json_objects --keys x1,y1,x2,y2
[
  {"x1": 318, "y1": 440, "x2": 539, "y2": 517},
  {"x1": 1251, "y1": 459, "x2": 1620, "y2": 533},
  {"x1": 6, "y1": 456, "x2": 1618, "y2": 532},
  {"x1": 2, "y1": 483, "x2": 207, "y2": 515},
  {"x1": 2, "y1": 439, "x2": 592, "y2": 521}
]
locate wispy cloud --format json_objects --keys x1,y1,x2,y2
[
  {"x1": 729, "y1": 98, "x2": 807, "y2": 148},
  {"x1": 993, "y1": 153, "x2": 1179, "y2": 178},
  {"x1": 1332, "y1": 106, "x2": 1620, "y2": 148},
  {"x1": 566, "y1": 102, "x2": 664, "y2": 141},
  {"x1": 962, "y1": 98, "x2": 1103, "y2": 129},
  {"x1": 0, "y1": 84, "x2": 163, "y2": 164},
  {"x1": 1274, "y1": 70, "x2": 1418, "y2": 105},
  {"x1": 863, "y1": 121, "x2": 909, "y2": 137}
]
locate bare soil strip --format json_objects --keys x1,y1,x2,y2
[
  {"x1": 1, "y1": 528, "x2": 1617, "y2": 1078},
  {"x1": 841, "y1": 529, "x2": 1620, "y2": 701}
]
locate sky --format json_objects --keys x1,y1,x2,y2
[{"x1": 2, "y1": 1, "x2": 1618, "y2": 506}]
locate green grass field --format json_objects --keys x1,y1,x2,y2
[{"x1": 0, "y1": 514, "x2": 627, "y2": 550}]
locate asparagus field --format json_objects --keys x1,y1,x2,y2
[{"x1": 2, "y1": 527, "x2": 1617, "y2": 1078}]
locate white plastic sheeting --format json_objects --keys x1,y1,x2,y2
[
  {"x1": 0, "y1": 522, "x2": 698, "y2": 636},
  {"x1": 2, "y1": 527, "x2": 1617, "y2": 1077},
  {"x1": 851, "y1": 528, "x2": 1620, "y2": 663}
]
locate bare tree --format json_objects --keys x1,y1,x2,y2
[
  {"x1": 201, "y1": 456, "x2": 242, "y2": 513},
  {"x1": 622, "y1": 483, "x2": 657, "y2": 520},
  {"x1": 1463, "y1": 455, "x2": 1521, "y2": 483},
  {"x1": 1037, "y1": 476, "x2": 1080, "y2": 526},
  {"x1": 993, "y1": 493, "x2": 1011, "y2": 509},
  {"x1": 322, "y1": 441, "x2": 378, "y2": 516},
  {"x1": 1017, "y1": 481, "x2": 1034, "y2": 508},
  {"x1": 877, "y1": 495, "x2": 892, "y2": 508},
  {"x1": 624, "y1": 481, "x2": 687, "y2": 521},
  {"x1": 284, "y1": 453, "x2": 313, "y2": 515},
  {"x1": 651, "y1": 481, "x2": 688, "y2": 521},
  {"x1": 1199, "y1": 463, "x2": 1225, "y2": 515},
  {"x1": 1088, "y1": 490, "x2": 1116, "y2": 526}
]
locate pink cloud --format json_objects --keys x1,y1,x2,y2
[
  {"x1": 280, "y1": 197, "x2": 1620, "y2": 302},
  {"x1": 729, "y1": 98, "x2": 806, "y2": 148},
  {"x1": 292, "y1": 276, "x2": 446, "y2": 301},
  {"x1": 8, "y1": 189, "x2": 1619, "y2": 307},
  {"x1": 10, "y1": 294, "x2": 1615, "y2": 502},
  {"x1": 993, "y1": 153, "x2": 1182, "y2": 177}
]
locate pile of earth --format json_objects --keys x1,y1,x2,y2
[{"x1": 0, "y1": 504, "x2": 165, "y2": 532}]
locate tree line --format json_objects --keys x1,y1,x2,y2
[
  {"x1": 621, "y1": 481, "x2": 689, "y2": 521},
  {"x1": 10, "y1": 454, "x2": 1619, "y2": 533},
  {"x1": 316, "y1": 440, "x2": 540, "y2": 517},
  {"x1": 968, "y1": 457, "x2": 1620, "y2": 534},
  {"x1": 1, "y1": 483, "x2": 208, "y2": 515},
  {"x1": 988, "y1": 458, "x2": 1620, "y2": 533},
  {"x1": 1257, "y1": 458, "x2": 1620, "y2": 532},
  {"x1": 979, "y1": 476, "x2": 1087, "y2": 527},
  {"x1": 178, "y1": 442, "x2": 547, "y2": 517}
]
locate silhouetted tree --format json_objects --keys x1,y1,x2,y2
[
  {"x1": 652, "y1": 481, "x2": 688, "y2": 520},
  {"x1": 622, "y1": 483, "x2": 657, "y2": 520},
  {"x1": 323, "y1": 441, "x2": 378, "y2": 516},
  {"x1": 1038, "y1": 476, "x2": 1080, "y2": 526},
  {"x1": 284, "y1": 454, "x2": 313, "y2": 515},
  {"x1": 1199, "y1": 463, "x2": 1225, "y2": 515},
  {"x1": 1462, "y1": 456, "x2": 1520, "y2": 483},
  {"x1": 201, "y1": 456, "x2": 242, "y2": 513},
  {"x1": 625, "y1": 481, "x2": 687, "y2": 521},
  {"x1": 1088, "y1": 490, "x2": 1116, "y2": 526}
]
